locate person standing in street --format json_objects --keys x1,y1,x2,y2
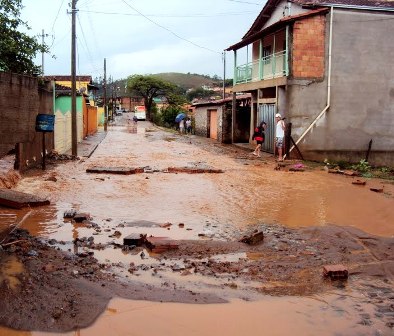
[
  {"x1": 179, "y1": 118, "x2": 185, "y2": 134},
  {"x1": 252, "y1": 121, "x2": 266, "y2": 157},
  {"x1": 186, "y1": 118, "x2": 192, "y2": 134},
  {"x1": 275, "y1": 113, "x2": 285, "y2": 161}
]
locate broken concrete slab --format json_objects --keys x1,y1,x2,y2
[
  {"x1": 323, "y1": 264, "x2": 348, "y2": 280},
  {"x1": 370, "y1": 187, "x2": 384, "y2": 193},
  {"x1": 146, "y1": 236, "x2": 179, "y2": 253},
  {"x1": 73, "y1": 213, "x2": 91, "y2": 222},
  {"x1": 167, "y1": 167, "x2": 224, "y2": 174},
  {"x1": 0, "y1": 189, "x2": 50, "y2": 209},
  {"x1": 239, "y1": 230, "x2": 264, "y2": 245},
  {"x1": 123, "y1": 233, "x2": 147, "y2": 247},
  {"x1": 86, "y1": 167, "x2": 144, "y2": 175},
  {"x1": 63, "y1": 210, "x2": 77, "y2": 218},
  {"x1": 352, "y1": 179, "x2": 366, "y2": 186}
]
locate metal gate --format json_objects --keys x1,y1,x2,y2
[{"x1": 258, "y1": 104, "x2": 276, "y2": 153}]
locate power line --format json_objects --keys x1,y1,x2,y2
[
  {"x1": 51, "y1": 0, "x2": 66, "y2": 33},
  {"x1": 77, "y1": 9, "x2": 256, "y2": 17},
  {"x1": 227, "y1": 0, "x2": 263, "y2": 4},
  {"x1": 76, "y1": 14, "x2": 101, "y2": 74},
  {"x1": 119, "y1": 0, "x2": 221, "y2": 54}
]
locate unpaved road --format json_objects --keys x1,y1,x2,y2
[{"x1": 0, "y1": 116, "x2": 394, "y2": 335}]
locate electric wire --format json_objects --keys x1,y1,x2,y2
[
  {"x1": 77, "y1": 9, "x2": 256, "y2": 17},
  {"x1": 119, "y1": 0, "x2": 221, "y2": 54},
  {"x1": 227, "y1": 0, "x2": 263, "y2": 5},
  {"x1": 76, "y1": 14, "x2": 101, "y2": 74}
]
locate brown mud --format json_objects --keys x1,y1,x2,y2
[{"x1": 1, "y1": 117, "x2": 394, "y2": 334}]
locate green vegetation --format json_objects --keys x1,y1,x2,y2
[
  {"x1": 186, "y1": 87, "x2": 215, "y2": 101},
  {"x1": 153, "y1": 105, "x2": 187, "y2": 129},
  {"x1": 321, "y1": 158, "x2": 394, "y2": 179},
  {"x1": 154, "y1": 72, "x2": 222, "y2": 90},
  {"x1": 0, "y1": 0, "x2": 47, "y2": 74},
  {"x1": 126, "y1": 75, "x2": 184, "y2": 121}
]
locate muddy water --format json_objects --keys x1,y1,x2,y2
[
  {"x1": 1, "y1": 121, "x2": 394, "y2": 335},
  {"x1": 0, "y1": 292, "x2": 390, "y2": 336}
]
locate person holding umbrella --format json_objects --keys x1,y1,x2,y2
[
  {"x1": 175, "y1": 112, "x2": 186, "y2": 134},
  {"x1": 179, "y1": 118, "x2": 185, "y2": 134}
]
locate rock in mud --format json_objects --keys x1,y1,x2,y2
[{"x1": 239, "y1": 230, "x2": 264, "y2": 245}]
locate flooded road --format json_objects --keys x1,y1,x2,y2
[{"x1": 0, "y1": 116, "x2": 393, "y2": 335}]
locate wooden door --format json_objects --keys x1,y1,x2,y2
[{"x1": 209, "y1": 110, "x2": 217, "y2": 139}]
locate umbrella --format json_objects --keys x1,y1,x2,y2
[{"x1": 175, "y1": 113, "x2": 186, "y2": 123}]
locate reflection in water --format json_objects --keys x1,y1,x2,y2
[{"x1": 19, "y1": 293, "x2": 385, "y2": 336}]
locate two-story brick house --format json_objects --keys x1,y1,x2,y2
[{"x1": 227, "y1": 0, "x2": 394, "y2": 165}]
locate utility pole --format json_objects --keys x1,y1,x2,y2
[
  {"x1": 103, "y1": 58, "x2": 107, "y2": 131},
  {"x1": 222, "y1": 51, "x2": 226, "y2": 100},
  {"x1": 71, "y1": 0, "x2": 78, "y2": 156},
  {"x1": 40, "y1": 29, "x2": 49, "y2": 74}
]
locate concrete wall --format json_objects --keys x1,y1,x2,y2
[
  {"x1": 54, "y1": 96, "x2": 84, "y2": 154},
  {"x1": 195, "y1": 105, "x2": 232, "y2": 143},
  {"x1": 0, "y1": 72, "x2": 54, "y2": 170},
  {"x1": 287, "y1": 9, "x2": 394, "y2": 166},
  {"x1": 262, "y1": 1, "x2": 307, "y2": 30}
]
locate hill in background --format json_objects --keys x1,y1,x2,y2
[
  {"x1": 97, "y1": 72, "x2": 226, "y2": 97},
  {"x1": 153, "y1": 72, "x2": 222, "y2": 90}
]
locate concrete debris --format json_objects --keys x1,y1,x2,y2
[
  {"x1": 370, "y1": 187, "x2": 384, "y2": 193},
  {"x1": 323, "y1": 264, "x2": 348, "y2": 280},
  {"x1": 146, "y1": 236, "x2": 179, "y2": 253},
  {"x1": 239, "y1": 230, "x2": 264, "y2": 245},
  {"x1": 86, "y1": 167, "x2": 144, "y2": 175},
  {"x1": 352, "y1": 179, "x2": 366, "y2": 186},
  {"x1": 0, "y1": 189, "x2": 50, "y2": 209},
  {"x1": 73, "y1": 213, "x2": 91, "y2": 222},
  {"x1": 63, "y1": 210, "x2": 77, "y2": 218},
  {"x1": 167, "y1": 167, "x2": 224, "y2": 174}
]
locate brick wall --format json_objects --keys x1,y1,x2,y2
[
  {"x1": 292, "y1": 14, "x2": 326, "y2": 79},
  {"x1": 0, "y1": 71, "x2": 54, "y2": 171}
]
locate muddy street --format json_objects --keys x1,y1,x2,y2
[{"x1": 0, "y1": 117, "x2": 394, "y2": 335}]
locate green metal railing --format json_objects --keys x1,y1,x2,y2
[{"x1": 235, "y1": 50, "x2": 288, "y2": 84}]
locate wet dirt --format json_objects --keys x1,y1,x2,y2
[{"x1": 0, "y1": 117, "x2": 394, "y2": 335}]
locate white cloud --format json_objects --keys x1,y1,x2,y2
[{"x1": 21, "y1": 0, "x2": 263, "y2": 79}]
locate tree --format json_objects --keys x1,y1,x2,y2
[
  {"x1": 126, "y1": 74, "x2": 184, "y2": 120},
  {"x1": 0, "y1": 0, "x2": 47, "y2": 75},
  {"x1": 186, "y1": 87, "x2": 215, "y2": 102}
]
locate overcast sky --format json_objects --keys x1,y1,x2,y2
[{"x1": 20, "y1": 0, "x2": 265, "y2": 81}]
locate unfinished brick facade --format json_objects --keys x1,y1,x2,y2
[{"x1": 292, "y1": 14, "x2": 326, "y2": 79}]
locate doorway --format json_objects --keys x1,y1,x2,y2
[{"x1": 258, "y1": 104, "x2": 275, "y2": 153}]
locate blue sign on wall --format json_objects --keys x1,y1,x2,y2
[{"x1": 35, "y1": 114, "x2": 55, "y2": 132}]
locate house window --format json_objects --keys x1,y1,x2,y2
[{"x1": 263, "y1": 46, "x2": 272, "y2": 64}]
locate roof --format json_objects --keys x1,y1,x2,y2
[
  {"x1": 43, "y1": 75, "x2": 93, "y2": 82},
  {"x1": 192, "y1": 94, "x2": 251, "y2": 107},
  {"x1": 241, "y1": 0, "x2": 394, "y2": 40},
  {"x1": 54, "y1": 83, "x2": 83, "y2": 97},
  {"x1": 227, "y1": 8, "x2": 329, "y2": 51}
]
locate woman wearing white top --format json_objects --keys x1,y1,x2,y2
[{"x1": 275, "y1": 113, "x2": 285, "y2": 161}]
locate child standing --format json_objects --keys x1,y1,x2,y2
[{"x1": 252, "y1": 121, "x2": 266, "y2": 157}]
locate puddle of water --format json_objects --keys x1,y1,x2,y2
[
  {"x1": 0, "y1": 291, "x2": 387, "y2": 336},
  {"x1": 0, "y1": 255, "x2": 24, "y2": 290}
]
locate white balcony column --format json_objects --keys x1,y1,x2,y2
[
  {"x1": 233, "y1": 50, "x2": 237, "y2": 85},
  {"x1": 259, "y1": 39, "x2": 263, "y2": 80},
  {"x1": 285, "y1": 25, "x2": 289, "y2": 76},
  {"x1": 273, "y1": 34, "x2": 276, "y2": 78}
]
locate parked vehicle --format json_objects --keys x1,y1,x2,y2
[{"x1": 134, "y1": 105, "x2": 146, "y2": 120}]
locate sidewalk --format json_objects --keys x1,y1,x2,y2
[{"x1": 67, "y1": 128, "x2": 107, "y2": 158}]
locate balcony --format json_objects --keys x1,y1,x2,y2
[{"x1": 235, "y1": 50, "x2": 288, "y2": 85}]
